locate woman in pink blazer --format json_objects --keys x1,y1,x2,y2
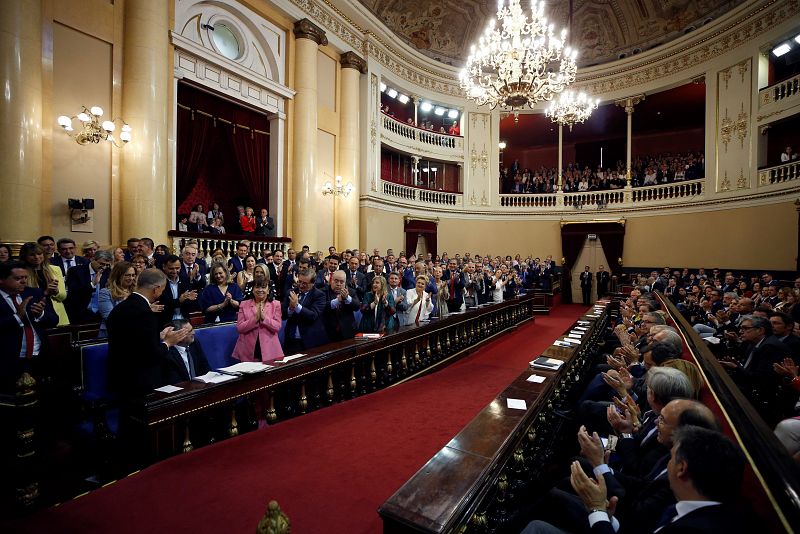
[{"x1": 232, "y1": 281, "x2": 284, "y2": 362}]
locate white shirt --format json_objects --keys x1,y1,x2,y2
[
  {"x1": 1, "y1": 289, "x2": 42, "y2": 357},
  {"x1": 174, "y1": 345, "x2": 191, "y2": 377},
  {"x1": 168, "y1": 278, "x2": 184, "y2": 320}
]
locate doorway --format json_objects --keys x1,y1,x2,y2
[{"x1": 571, "y1": 236, "x2": 610, "y2": 304}]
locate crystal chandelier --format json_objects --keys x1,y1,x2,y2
[
  {"x1": 57, "y1": 106, "x2": 132, "y2": 148},
  {"x1": 545, "y1": 90, "x2": 599, "y2": 130},
  {"x1": 459, "y1": 0, "x2": 577, "y2": 111},
  {"x1": 322, "y1": 175, "x2": 354, "y2": 197}
]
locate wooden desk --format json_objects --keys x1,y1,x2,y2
[
  {"x1": 378, "y1": 307, "x2": 609, "y2": 533},
  {"x1": 140, "y1": 293, "x2": 546, "y2": 458}
]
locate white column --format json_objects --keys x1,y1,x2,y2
[
  {"x1": 337, "y1": 52, "x2": 366, "y2": 250},
  {"x1": 269, "y1": 114, "x2": 285, "y2": 237}
]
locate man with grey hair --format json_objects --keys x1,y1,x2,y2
[
  {"x1": 720, "y1": 314, "x2": 788, "y2": 424},
  {"x1": 65, "y1": 248, "x2": 113, "y2": 324},
  {"x1": 108, "y1": 268, "x2": 190, "y2": 400}
]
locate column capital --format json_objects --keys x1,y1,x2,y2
[
  {"x1": 293, "y1": 18, "x2": 328, "y2": 46},
  {"x1": 339, "y1": 51, "x2": 367, "y2": 73},
  {"x1": 614, "y1": 94, "x2": 645, "y2": 114}
]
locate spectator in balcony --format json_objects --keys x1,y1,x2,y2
[
  {"x1": 189, "y1": 204, "x2": 208, "y2": 232},
  {"x1": 255, "y1": 208, "x2": 275, "y2": 237},
  {"x1": 781, "y1": 146, "x2": 796, "y2": 163},
  {"x1": 240, "y1": 206, "x2": 256, "y2": 235},
  {"x1": 448, "y1": 120, "x2": 460, "y2": 135},
  {"x1": 206, "y1": 202, "x2": 224, "y2": 226},
  {"x1": 177, "y1": 214, "x2": 189, "y2": 232},
  {"x1": 643, "y1": 166, "x2": 658, "y2": 185},
  {"x1": 209, "y1": 216, "x2": 225, "y2": 234}
]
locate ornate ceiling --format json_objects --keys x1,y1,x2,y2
[{"x1": 357, "y1": 0, "x2": 747, "y2": 67}]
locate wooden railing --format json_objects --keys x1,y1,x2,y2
[
  {"x1": 141, "y1": 293, "x2": 544, "y2": 458},
  {"x1": 167, "y1": 231, "x2": 292, "y2": 259},
  {"x1": 379, "y1": 303, "x2": 610, "y2": 532}
]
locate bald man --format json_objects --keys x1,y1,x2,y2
[{"x1": 321, "y1": 270, "x2": 361, "y2": 341}]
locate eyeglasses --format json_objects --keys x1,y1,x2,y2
[{"x1": 739, "y1": 325, "x2": 757, "y2": 331}]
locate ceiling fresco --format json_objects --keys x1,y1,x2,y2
[{"x1": 357, "y1": 0, "x2": 747, "y2": 67}]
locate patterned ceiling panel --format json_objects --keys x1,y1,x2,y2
[{"x1": 358, "y1": 0, "x2": 747, "y2": 66}]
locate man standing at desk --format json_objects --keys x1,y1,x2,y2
[{"x1": 282, "y1": 268, "x2": 328, "y2": 355}]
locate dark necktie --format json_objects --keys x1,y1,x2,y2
[{"x1": 187, "y1": 347, "x2": 196, "y2": 378}]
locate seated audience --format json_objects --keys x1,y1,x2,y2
[
  {"x1": 164, "y1": 318, "x2": 210, "y2": 383},
  {"x1": 188, "y1": 203, "x2": 208, "y2": 232}
]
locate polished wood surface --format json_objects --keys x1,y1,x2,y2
[{"x1": 379, "y1": 307, "x2": 608, "y2": 533}]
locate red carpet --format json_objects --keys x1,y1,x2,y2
[{"x1": 16, "y1": 304, "x2": 586, "y2": 534}]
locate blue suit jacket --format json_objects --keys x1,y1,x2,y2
[
  {"x1": 0, "y1": 287, "x2": 59, "y2": 388},
  {"x1": 65, "y1": 264, "x2": 110, "y2": 324},
  {"x1": 282, "y1": 287, "x2": 329, "y2": 350}
]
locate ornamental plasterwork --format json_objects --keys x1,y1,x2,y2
[
  {"x1": 470, "y1": 145, "x2": 478, "y2": 172},
  {"x1": 737, "y1": 168, "x2": 749, "y2": 189},
  {"x1": 580, "y1": 0, "x2": 799, "y2": 96},
  {"x1": 720, "y1": 68, "x2": 732, "y2": 90},
  {"x1": 290, "y1": 0, "x2": 366, "y2": 54},
  {"x1": 720, "y1": 171, "x2": 731, "y2": 192},
  {"x1": 366, "y1": 39, "x2": 461, "y2": 96},
  {"x1": 737, "y1": 59, "x2": 749, "y2": 83},
  {"x1": 735, "y1": 102, "x2": 749, "y2": 149},
  {"x1": 469, "y1": 112, "x2": 490, "y2": 131}
]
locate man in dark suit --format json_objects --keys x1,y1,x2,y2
[
  {"x1": 64, "y1": 249, "x2": 112, "y2": 324},
  {"x1": 321, "y1": 270, "x2": 360, "y2": 342},
  {"x1": 580, "y1": 265, "x2": 593, "y2": 306},
  {"x1": 123, "y1": 237, "x2": 141, "y2": 262},
  {"x1": 771, "y1": 311, "x2": 800, "y2": 359},
  {"x1": 163, "y1": 319, "x2": 210, "y2": 384},
  {"x1": 0, "y1": 262, "x2": 59, "y2": 391},
  {"x1": 721, "y1": 315, "x2": 790, "y2": 424},
  {"x1": 227, "y1": 242, "x2": 250, "y2": 274},
  {"x1": 107, "y1": 268, "x2": 190, "y2": 401},
  {"x1": 345, "y1": 256, "x2": 367, "y2": 300},
  {"x1": 50, "y1": 237, "x2": 89, "y2": 277},
  {"x1": 282, "y1": 268, "x2": 328, "y2": 355},
  {"x1": 567, "y1": 425, "x2": 750, "y2": 534},
  {"x1": 178, "y1": 246, "x2": 207, "y2": 290},
  {"x1": 315, "y1": 256, "x2": 341, "y2": 289},
  {"x1": 596, "y1": 265, "x2": 610, "y2": 297},
  {"x1": 254, "y1": 208, "x2": 275, "y2": 237},
  {"x1": 365, "y1": 256, "x2": 387, "y2": 288},
  {"x1": 155, "y1": 255, "x2": 199, "y2": 327},
  {"x1": 266, "y1": 250, "x2": 283, "y2": 299},
  {"x1": 282, "y1": 256, "x2": 312, "y2": 300},
  {"x1": 442, "y1": 259, "x2": 466, "y2": 313}
]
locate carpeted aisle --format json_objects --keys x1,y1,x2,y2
[{"x1": 16, "y1": 304, "x2": 586, "y2": 534}]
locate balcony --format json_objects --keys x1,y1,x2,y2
[
  {"x1": 758, "y1": 73, "x2": 800, "y2": 124},
  {"x1": 499, "y1": 179, "x2": 705, "y2": 210},
  {"x1": 381, "y1": 113, "x2": 464, "y2": 161},
  {"x1": 758, "y1": 160, "x2": 800, "y2": 187},
  {"x1": 382, "y1": 182, "x2": 461, "y2": 207}
]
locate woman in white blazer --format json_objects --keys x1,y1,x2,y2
[{"x1": 405, "y1": 275, "x2": 434, "y2": 326}]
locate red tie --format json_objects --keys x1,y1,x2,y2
[
  {"x1": 449, "y1": 274, "x2": 455, "y2": 300},
  {"x1": 17, "y1": 297, "x2": 35, "y2": 358},
  {"x1": 415, "y1": 294, "x2": 423, "y2": 326}
]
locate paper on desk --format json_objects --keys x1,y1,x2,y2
[
  {"x1": 275, "y1": 354, "x2": 305, "y2": 364},
  {"x1": 560, "y1": 337, "x2": 580, "y2": 344},
  {"x1": 154, "y1": 384, "x2": 183, "y2": 393},
  {"x1": 217, "y1": 362, "x2": 272, "y2": 374},
  {"x1": 569, "y1": 330, "x2": 584, "y2": 336},
  {"x1": 577, "y1": 320, "x2": 591, "y2": 325},
  {"x1": 553, "y1": 340, "x2": 573, "y2": 347},
  {"x1": 527, "y1": 374, "x2": 546, "y2": 384},
  {"x1": 705, "y1": 336, "x2": 721, "y2": 345},
  {"x1": 507, "y1": 398, "x2": 527, "y2": 410},
  {"x1": 193, "y1": 372, "x2": 237, "y2": 384},
  {"x1": 567, "y1": 334, "x2": 582, "y2": 340}
]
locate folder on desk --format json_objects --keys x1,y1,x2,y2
[
  {"x1": 193, "y1": 372, "x2": 238, "y2": 384},
  {"x1": 530, "y1": 357, "x2": 564, "y2": 371},
  {"x1": 217, "y1": 362, "x2": 272, "y2": 374}
]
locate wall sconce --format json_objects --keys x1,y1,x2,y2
[
  {"x1": 57, "y1": 106, "x2": 132, "y2": 147},
  {"x1": 68, "y1": 198, "x2": 94, "y2": 224},
  {"x1": 322, "y1": 175, "x2": 354, "y2": 197}
]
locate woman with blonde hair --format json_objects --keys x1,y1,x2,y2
[
  {"x1": 199, "y1": 262, "x2": 243, "y2": 323},
  {"x1": 18, "y1": 242, "x2": 69, "y2": 326},
  {"x1": 432, "y1": 265, "x2": 449, "y2": 319},
  {"x1": 111, "y1": 246, "x2": 126, "y2": 264},
  {"x1": 405, "y1": 275, "x2": 433, "y2": 326},
  {"x1": 98, "y1": 261, "x2": 136, "y2": 337},
  {"x1": 242, "y1": 263, "x2": 270, "y2": 300},
  {"x1": 359, "y1": 275, "x2": 396, "y2": 333},
  {"x1": 661, "y1": 358, "x2": 704, "y2": 399}
]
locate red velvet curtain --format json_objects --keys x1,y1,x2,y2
[
  {"x1": 176, "y1": 108, "x2": 213, "y2": 205},
  {"x1": 231, "y1": 127, "x2": 270, "y2": 211},
  {"x1": 561, "y1": 222, "x2": 626, "y2": 303},
  {"x1": 404, "y1": 220, "x2": 437, "y2": 259}
]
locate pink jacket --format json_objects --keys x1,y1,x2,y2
[{"x1": 232, "y1": 299, "x2": 284, "y2": 362}]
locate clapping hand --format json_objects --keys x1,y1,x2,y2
[
  {"x1": 150, "y1": 302, "x2": 165, "y2": 313},
  {"x1": 191, "y1": 264, "x2": 200, "y2": 279},
  {"x1": 570, "y1": 461, "x2": 617, "y2": 514},
  {"x1": 607, "y1": 403, "x2": 635, "y2": 434},
  {"x1": 45, "y1": 278, "x2": 59, "y2": 297},
  {"x1": 288, "y1": 291, "x2": 299, "y2": 309},
  {"x1": 160, "y1": 324, "x2": 190, "y2": 347},
  {"x1": 577, "y1": 425, "x2": 606, "y2": 468},
  {"x1": 774, "y1": 357, "x2": 799, "y2": 378},
  {"x1": 14, "y1": 296, "x2": 33, "y2": 319},
  {"x1": 29, "y1": 298, "x2": 46, "y2": 318},
  {"x1": 338, "y1": 287, "x2": 349, "y2": 302}
]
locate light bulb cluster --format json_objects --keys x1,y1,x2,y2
[
  {"x1": 545, "y1": 90, "x2": 600, "y2": 130},
  {"x1": 57, "y1": 106, "x2": 132, "y2": 147},
  {"x1": 459, "y1": 0, "x2": 577, "y2": 111},
  {"x1": 322, "y1": 175, "x2": 354, "y2": 197}
]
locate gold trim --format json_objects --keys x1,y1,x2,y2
[{"x1": 559, "y1": 219, "x2": 626, "y2": 227}]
